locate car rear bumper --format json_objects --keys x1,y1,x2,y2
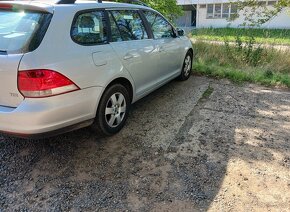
[{"x1": 0, "y1": 87, "x2": 104, "y2": 139}]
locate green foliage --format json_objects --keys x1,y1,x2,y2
[
  {"x1": 190, "y1": 18, "x2": 290, "y2": 87},
  {"x1": 192, "y1": 41, "x2": 290, "y2": 88},
  {"x1": 112, "y1": 0, "x2": 183, "y2": 22},
  {"x1": 191, "y1": 28, "x2": 290, "y2": 45},
  {"x1": 224, "y1": 35, "x2": 264, "y2": 67}
]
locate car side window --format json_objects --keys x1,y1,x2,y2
[
  {"x1": 71, "y1": 10, "x2": 108, "y2": 45},
  {"x1": 110, "y1": 10, "x2": 148, "y2": 41},
  {"x1": 108, "y1": 12, "x2": 123, "y2": 42},
  {"x1": 143, "y1": 10, "x2": 175, "y2": 39}
]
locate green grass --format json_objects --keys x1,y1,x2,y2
[
  {"x1": 193, "y1": 41, "x2": 290, "y2": 88},
  {"x1": 194, "y1": 61, "x2": 290, "y2": 87},
  {"x1": 191, "y1": 28, "x2": 290, "y2": 45}
]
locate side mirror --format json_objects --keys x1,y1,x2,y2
[{"x1": 177, "y1": 28, "x2": 185, "y2": 37}]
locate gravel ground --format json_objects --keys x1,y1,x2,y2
[{"x1": 0, "y1": 76, "x2": 290, "y2": 211}]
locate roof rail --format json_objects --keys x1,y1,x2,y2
[
  {"x1": 56, "y1": 0, "x2": 76, "y2": 4},
  {"x1": 56, "y1": 0, "x2": 103, "y2": 4},
  {"x1": 55, "y1": 0, "x2": 148, "y2": 6}
]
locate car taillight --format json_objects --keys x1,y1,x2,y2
[
  {"x1": 0, "y1": 4, "x2": 13, "y2": 9},
  {"x1": 18, "y1": 69, "x2": 80, "y2": 98}
]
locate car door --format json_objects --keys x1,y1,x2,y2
[
  {"x1": 142, "y1": 10, "x2": 184, "y2": 79},
  {"x1": 108, "y1": 9, "x2": 160, "y2": 98},
  {"x1": 71, "y1": 10, "x2": 117, "y2": 87}
]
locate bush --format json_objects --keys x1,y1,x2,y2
[{"x1": 224, "y1": 35, "x2": 264, "y2": 67}]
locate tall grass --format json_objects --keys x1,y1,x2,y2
[
  {"x1": 193, "y1": 41, "x2": 290, "y2": 87},
  {"x1": 191, "y1": 28, "x2": 290, "y2": 45}
]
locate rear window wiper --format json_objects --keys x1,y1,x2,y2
[{"x1": 0, "y1": 50, "x2": 7, "y2": 55}]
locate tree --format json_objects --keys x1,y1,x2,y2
[
  {"x1": 111, "y1": 0, "x2": 183, "y2": 22},
  {"x1": 234, "y1": 0, "x2": 290, "y2": 27}
]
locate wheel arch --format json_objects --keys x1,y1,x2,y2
[
  {"x1": 181, "y1": 47, "x2": 193, "y2": 69},
  {"x1": 188, "y1": 48, "x2": 193, "y2": 56},
  {"x1": 91, "y1": 78, "x2": 133, "y2": 135},
  {"x1": 105, "y1": 77, "x2": 134, "y2": 103}
]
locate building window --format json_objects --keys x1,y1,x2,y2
[
  {"x1": 214, "y1": 4, "x2": 222, "y2": 18},
  {"x1": 206, "y1": 3, "x2": 238, "y2": 19},
  {"x1": 230, "y1": 4, "x2": 238, "y2": 17},
  {"x1": 222, "y1": 4, "x2": 230, "y2": 18},
  {"x1": 207, "y1": 4, "x2": 214, "y2": 19}
]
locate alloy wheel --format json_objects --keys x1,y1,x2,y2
[{"x1": 105, "y1": 92, "x2": 127, "y2": 128}]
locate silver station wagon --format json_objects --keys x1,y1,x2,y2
[{"x1": 0, "y1": 0, "x2": 193, "y2": 138}]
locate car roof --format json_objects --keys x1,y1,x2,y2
[
  {"x1": 0, "y1": 0, "x2": 155, "y2": 14},
  {"x1": 2, "y1": 0, "x2": 151, "y2": 9}
]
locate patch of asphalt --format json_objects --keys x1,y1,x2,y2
[
  {"x1": 203, "y1": 82, "x2": 290, "y2": 122},
  {"x1": 168, "y1": 84, "x2": 214, "y2": 149},
  {"x1": 121, "y1": 77, "x2": 210, "y2": 151},
  {"x1": 163, "y1": 83, "x2": 230, "y2": 210},
  {"x1": 167, "y1": 81, "x2": 290, "y2": 211}
]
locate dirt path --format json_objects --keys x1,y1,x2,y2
[{"x1": 0, "y1": 76, "x2": 289, "y2": 211}]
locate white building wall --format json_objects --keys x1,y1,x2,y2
[
  {"x1": 263, "y1": 9, "x2": 290, "y2": 28},
  {"x1": 197, "y1": 7, "x2": 290, "y2": 29},
  {"x1": 177, "y1": 0, "x2": 290, "y2": 29}
]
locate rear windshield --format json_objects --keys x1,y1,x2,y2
[{"x1": 0, "y1": 10, "x2": 52, "y2": 54}]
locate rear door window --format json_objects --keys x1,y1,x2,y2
[
  {"x1": 0, "y1": 10, "x2": 51, "y2": 53},
  {"x1": 71, "y1": 10, "x2": 108, "y2": 45},
  {"x1": 109, "y1": 10, "x2": 148, "y2": 41}
]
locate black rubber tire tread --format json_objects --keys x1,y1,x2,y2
[
  {"x1": 177, "y1": 51, "x2": 193, "y2": 81},
  {"x1": 91, "y1": 84, "x2": 130, "y2": 136}
]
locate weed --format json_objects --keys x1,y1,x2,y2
[
  {"x1": 202, "y1": 86, "x2": 214, "y2": 99},
  {"x1": 192, "y1": 41, "x2": 290, "y2": 88},
  {"x1": 224, "y1": 34, "x2": 264, "y2": 67}
]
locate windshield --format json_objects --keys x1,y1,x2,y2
[{"x1": 0, "y1": 10, "x2": 51, "y2": 53}]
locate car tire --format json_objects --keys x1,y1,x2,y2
[
  {"x1": 91, "y1": 84, "x2": 130, "y2": 136},
  {"x1": 177, "y1": 51, "x2": 193, "y2": 81}
]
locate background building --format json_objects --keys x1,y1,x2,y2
[{"x1": 176, "y1": 0, "x2": 290, "y2": 29}]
